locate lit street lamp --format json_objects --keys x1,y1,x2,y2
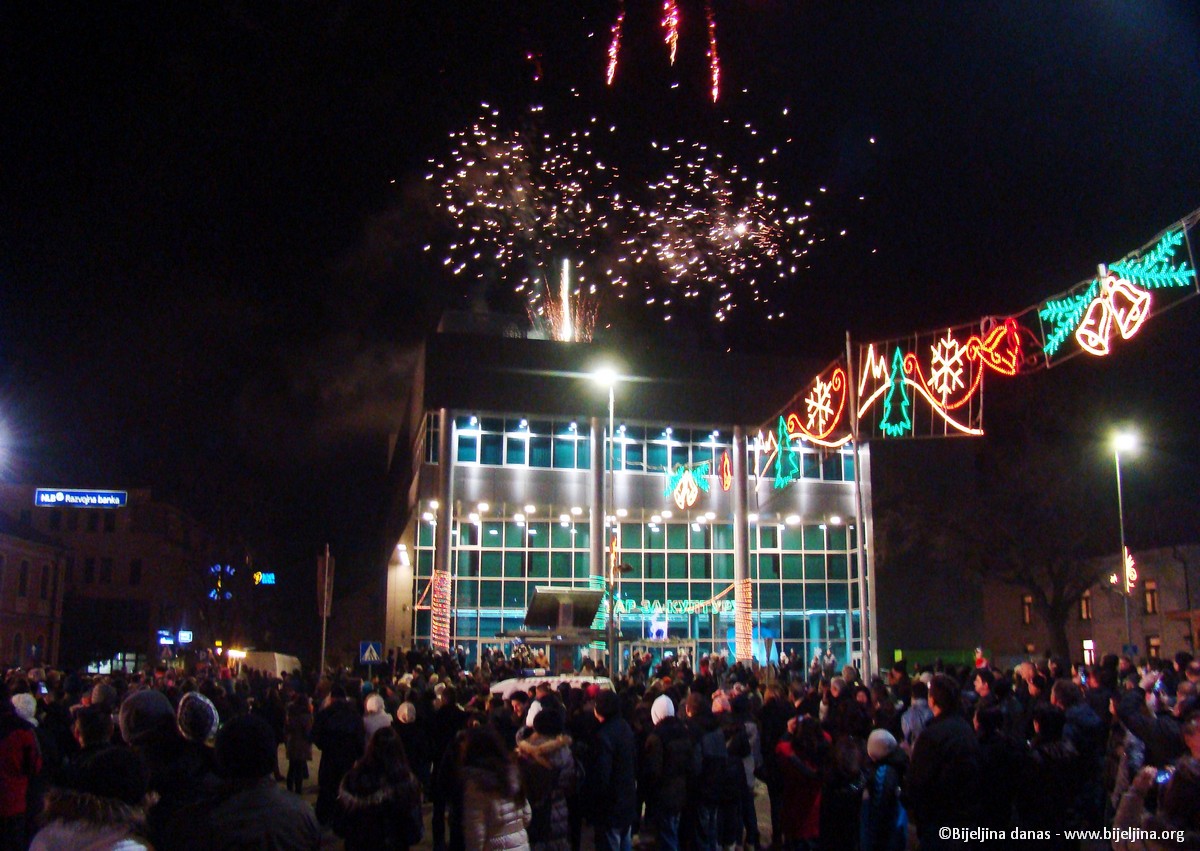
[{"x1": 1113, "y1": 431, "x2": 1138, "y2": 653}]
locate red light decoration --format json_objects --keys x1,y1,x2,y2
[
  {"x1": 719, "y1": 450, "x2": 732, "y2": 491},
  {"x1": 430, "y1": 570, "x2": 452, "y2": 652}
]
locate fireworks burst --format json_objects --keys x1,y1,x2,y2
[{"x1": 426, "y1": 105, "x2": 854, "y2": 329}]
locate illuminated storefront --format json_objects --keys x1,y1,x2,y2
[{"x1": 383, "y1": 328, "x2": 871, "y2": 669}]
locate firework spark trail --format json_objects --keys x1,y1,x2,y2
[
  {"x1": 606, "y1": 3, "x2": 625, "y2": 86},
  {"x1": 427, "y1": 105, "x2": 855, "y2": 327},
  {"x1": 663, "y1": 0, "x2": 680, "y2": 65},
  {"x1": 705, "y1": 1, "x2": 720, "y2": 102}
]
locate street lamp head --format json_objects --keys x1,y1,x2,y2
[
  {"x1": 1113, "y1": 431, "x2": 1138, "y2": 455},
  {"x1": 593, "y1": 366, "x2": 618, "y2": 387}
]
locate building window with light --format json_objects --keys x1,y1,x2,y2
[
  {"x1": 1080, "y1": 591, "x2": 1092, "y2": 621},
  {"x1": 1022, "y1": 594, "x2": 1033, "y2": 625},
  {"x1": 1143, "y1": 580, "x2": 1158, "y2": 615},
  {"x1": 1147, "y1": 635, "x2": 1161, "y2": 659}
]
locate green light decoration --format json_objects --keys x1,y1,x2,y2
[
  {"x1": 1039, "y1": 280, "x2": 1098, "y2": 358},
  {"x1": 1108, "y1": 229, "x2": 1194, "y2": 291},
  {"x1": 880, "y1": 347, "x2": 913, "y2": 437},
  {"x1": 665, "y1": 461, "x2": 711, "y2": 507},
  {"x1": 773, "y1": 416, "x2": 800, "y2": 489}
]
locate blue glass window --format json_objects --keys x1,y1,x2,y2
[{"x1": 530, "y1": 437, "x2": 552, "y2": 467}]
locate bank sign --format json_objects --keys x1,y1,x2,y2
[{"x1": 34, "y1": 489, "x2": 128, "y2": 508}]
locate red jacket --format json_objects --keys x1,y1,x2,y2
[
  {"x1": 774, "y1": 738, "x2": 823, "y2": 841},
  {"x1": 0, "y1": 715, "x2": 41, "y2": 818}
]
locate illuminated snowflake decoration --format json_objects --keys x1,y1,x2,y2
[
  {"x1": 930, "y1": 332, "x2": 966, "y2": 403},
  {"x1": 805, "y1": 375, "x2": 835, "y2": 434}
]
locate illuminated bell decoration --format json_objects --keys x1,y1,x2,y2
[
  {"x1": 1075, "y1": 272, "x2": 1152, "y2": 357},
  {"x1": 666, "y1": 461, "x2": 711, "y2": 508}
]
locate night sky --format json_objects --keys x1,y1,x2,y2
[{"x1": 3, "y1": 2, "x2": 1200, "y2": 649}]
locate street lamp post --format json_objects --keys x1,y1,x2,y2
[{"x1": 1113, "y1": 431, "x2": 1138, "y2": 653}]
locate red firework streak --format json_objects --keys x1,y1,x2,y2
[{"x1": 605, "y1": 0, "x2": 721, "y2": 102}]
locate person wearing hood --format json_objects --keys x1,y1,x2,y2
[
  {"x1": 0, "y1": 682, "x2": 41, "y2": 851},
  {"x1": 516, "y1": 703, "x2": 579, "y2": 851},
  {"x1": 859, "y1": 729, "x2": 907, "y2": 851},
  {"x1": 641, "y1": 694, "x2": 692, "y2": 851},
  {"x1": 29, "y1": 744, "x2": 153, "y2": 851},
  {"x1": 461, "y1": 725, "x2": 531, "y2": 851},
  {"x1": 364, "y1": 693, "x2": 392, "y2": 740},
  {"x1": 336, "y1": 727, "x2": 423, "y2": 851}
]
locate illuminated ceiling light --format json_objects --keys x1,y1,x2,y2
[
  {"x1": 514, "y1": 513, "x2": 525, "y2": 523},
  {"x1": 519, "y1": 419, "x2": 528, "y2": 428},
  {"x1": 748, "y1": 513, "x2": 759, "y2": 522},
  {"x1": 468, "y1": 512, "x2": 480, "y2": 523},
  {"x1": 422, "y1": 512, "x2": 434, "y2": 522},
  {"x1": 478, "y1": 502, "x2": 489, "y2": 512},
  {"x1": 488, "y1": 528, "x2": 499, "y2": 535},
  {"x1": 665, "y1": 427, "x2": 673, "y2": 436},
  {"x1": 692, "y1": 522, "x2": 702, "y2": 531},
  {"x1": 528, "y1": 528, "x2": 537, "y2": 535},
  {"x1": 662, "y1": 509, "x2": 673, "y2": 518},
  {"x1": 559, "y1": 513, "x2": 570, "y2": 522},
  {"x1": 524, "y1": 504, "x2": 536, "y2": 514},
  {"x1": 619, "y1": 424, "x2": 627, "y2": 433},
  {"x1": 785, "y1": 514, "x2": 801, "y2": 525},
  {"x1": 571, "y1": 506, "x2": 583, "y2": 515},
  {"x1": 616, "y1": 508, "x2": 628, "y2": 517},
  {"x1": 560, "y1": 520, "x2": 570, "y2": 528},
  {"x1": 704, "y1": 511, "x2": 716, "y2": 520},
  {"x1": 651, "y1": 514, "x2": 662, "y2": 523},
  {"x1": 469, "y1": 416, "x2": 478, "y2": 426},
  {"x1": 570, "y1": 421, "x2": 578, "y2": 431},
  {"x1": 830, "y1": 515, "x2": 843, "y2": 525},
  {"x1": 819, "y1": 523, "x2": 827, "y2": 531}
]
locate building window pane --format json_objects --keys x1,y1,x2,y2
[
  {"x1": 1147, "y1": 635, "x2": 1162, "y2": 659},
  {"x1": 690, "y1": 553, "x2": 711, "y2": 579},
  {"x1": 480, "y1": 433, "x2": 503, "y2": 465},
  {"x1": 759, "y1": 582, "x2": 781, "y2": 610},
  {"x1": 667, "y1": 554, "x2": 688, "y2": 579},
  {"x1": 712, "y1": 524, "x2": 734, "y2": 550},
  {"x1": 479, "y1": 581, "x2": 501, "y2": 607},
  {"x1": 645, "y1": 554, "x2": 664, "y2": 578},
  {"x1": 552, "y1": 438, "x2": 576, "y2": 468},
  {"x1": 1022, "y1": 595, "x2": 1033, "y2": 625},
  {"x1": 666, "y1": 524, "x2": 688, "y2": 550},
  {"x1": 804, "y1": 555, "x2": 825, "y2": 580},
  {"x1": 620, "y1": 523, "x2": 641, "y2": 551},
  {"x1": 457, "y1": 435, "x2": 478, "y2": 463},
  {"x1": 504, "y1": 553, "x2": 524, "y2": 578},
  {"x1": 1144, "y1": 581, "x2": 1158, "y2": 615},
  {"x1": 529, "y1": 553, "x2": 549, "y2": 578},
  {"x1": 481, "y1": 552, "x2": 502, "y2": 577},
  {"x1": 551, "y1": 553, "x2": 572, "y2": 578},
  {"x1": 1080, "y1": 591, "x2": 1092, "y2": 621},
  {"x1": 530, "y1": 437, "x2": 552, "y2": 467},
  {"x1": 507, "y1": 436, "x2": 529, "y2": 466},
  {"x1": 781, "y1": 584, "x2": 804, "y2": 610},
  {"x1": 573, "y1": 554, "x2": 589, "y2": 578},
  {"x1": 781, "y1": 555, "x2": 802, "y2": 580},
  {"x1": 759, "y1": 526, "x2": 778, "y2": 549},
  {"x1": 712, "y1": 553, "x2": 733, "y2": 580}
]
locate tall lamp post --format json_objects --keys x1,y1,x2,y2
[
  {"x1": 594, "y1": 367, "x2": 619, "y2": 673},
  {"x1": 1113, "y1": 431, "x2": 1138, "y2": 653}
]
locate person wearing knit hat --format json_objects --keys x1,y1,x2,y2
[
  {"x1": 118, "y1": 689, "x2": 175, "y2": 746},
  {"x1": 861, "y1": 728, "x2": 908, "y2": 851},
  {"x1": 10, "y1": 693, "x2": 38, "y2": 727},
  {"x1": 650, "y1": 694, "x2": 675, "y2": 726},
  {"x1": 395, "y1": 701, "x2": 417, "y2": 725},
  {"x1": 363, "y1": 693, "x2": 391, "y2": 739},
  {"x1": 176, "y1": 691, "x2": 219, "y2": 745}
]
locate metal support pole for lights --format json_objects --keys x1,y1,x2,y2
[
  {"x1": 606, "y1": 381, "x2": 617, "y2": 675},
  {"x1": 1114, "y1": 436, "x2": 1135, "y2": 652}
]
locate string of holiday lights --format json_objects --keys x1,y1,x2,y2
[
  {"x1": 430, "y1": 570, "x2": 452, "y2": 651},
  {"x1": 760, "y1": 208, "x2": 1200, "y2": 479}
]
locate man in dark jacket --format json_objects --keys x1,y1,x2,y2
[
  {"x1": 903, "y1": 674, "x2": 981, "y2": 850},
  {"x1": 167, "y1": 714, "x2": 321, "y2": 850},
  {"x1": 587, "y1": 690, "x2": 637, "y2": 851},
  {"x1": 311, "y1": 684, "x2": 365, "y2": 826}
]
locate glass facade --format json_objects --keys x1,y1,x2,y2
[{"x1": 409, "y1": 411, "x2": 861, "y2": 668}]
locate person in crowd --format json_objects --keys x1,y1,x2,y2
[
  {"x1": 774, "y1": 714, "x2": 827, "y2": 851},
  {"x1": 364, "y1": 693, "x2": 393, "y2": 740},
  {"x1": 820, "y1": 731, "x2": 865, "y2": 851},
  {"x1": 461, "y1": 725, "x2": 531, "y2": 851},
  {"x1": 1017, "y1": 704, "x2": 1079, "y2": 847},
  {"x1": 430, "y1": 685, "x2": 469, "y2": 851},
  {"x1": 0, "y1": 681, "x2": 40, "y2": 851},
  {"x1": 1112, "y1": 758, "x2": 1200, "y2": 849},
  {"x1": 253, "y1": 683, "x2": 288, "y2": 781},
  {"x1": 311, "y1": 683, "x2": 366, "y2": 825},
  {"x1": 336, "y1": 727, "x2": 423, "y2": 851},
  {"x1": 899, "y1": 679, "x2": 932, "y2": 753},
  {"x1": 757, "y1": 683, "x2": 794, "y2": 851},
  {"x1": 120, "y1": 688, "x2": 215, "y2": 846},
  {"x1": 393, "y1": 700, "x2": 430, "y2": 793},
  {"x1": 62, "y1": 704, "x2": 115, "y2": 788},
  {"x1": 1050, "y1": 678, "x2": 1104, "y2": 827},
  {"x1": 166, "y1": 713, "x2": 321, "y2": 851},
  {"x1": 585, "y1": 690, "x2": 637, "y2": 851},
  {"x1": 859, "y1": 729, "x2": 907, "y2": 851},
  {"x1": 642, "y1": 694, "x2": 691, "y2": 851},
  {"x1": 516, "y1": 704, "x2": 579, "y2": 851},
  {"x1": 973, "y1": 701, "x2": 1025, "y2": 831},
  {"x1": 29, "y1": 745, "x2": 153, "y2": 851},
  {"x1": 903, "y1": 674, "x2": 981, "y2": 850},
  {"x1": 284, "y1": 692, "x2": 313, "y2": 795},
  {"x1": 1117, "y1": 673, "x2": 1186, "y2": 770}
]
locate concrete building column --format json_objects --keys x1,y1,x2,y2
[{"x1": 733, "y1": 425, "x2": 753, "y2": 662}]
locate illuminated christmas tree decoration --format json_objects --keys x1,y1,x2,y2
[
  {"x1": 719, "y1": 450, "x2": 732, "y2": 491},
  {"x1": 773, "y1": 416, "x2": 800, "y2": 489},
  {"x1": 430, "y1": 570, "x2": 452, "y2": 651},
  {"x1": 1039, "y1": 281, "x2": 1098, "y2": 358},
  {"x1": 879, "y1": 347, "x2": 912, "y2": 437},
  {"x1": 1109, "y1": 229, "x2": 1194, "y2": 291}
]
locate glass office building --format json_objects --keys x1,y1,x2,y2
[{"x1": 383, "y1": 328, "x2": 872, "y2": 669}]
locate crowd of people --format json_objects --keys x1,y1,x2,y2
[{"x1": 1, "y1": 644, "x2": 1199, "y2": 851}]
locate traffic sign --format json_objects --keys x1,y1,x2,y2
[{"x1": 359, "y1": 641, "x2": 383, "y2": 665}]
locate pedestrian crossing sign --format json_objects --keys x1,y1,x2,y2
[{"x1": 359, "y1": 641, "x2": 383, "y2": 665}]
